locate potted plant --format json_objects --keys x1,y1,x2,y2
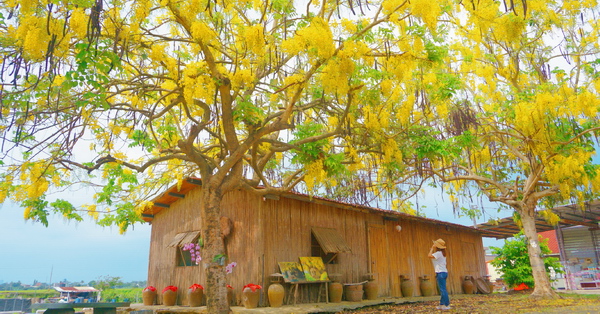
[
  {"x1": 142, "y1": 286, "x2": 157, "y2": 305},
  {"x1": 242, "y1": 283, "x2": 262, "y2": 308},
  {"x1": 162, "y1": 286, "x2": 178, "y2": 306},
  {"x1": 187, "y1": 284, "x2": 204, "y2": 307}
]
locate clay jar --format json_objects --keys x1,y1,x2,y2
[
  {"x1": 463, "y1": 276, "x2": 475, "y2": 294},
  {"x1": 142, "y1": 286, "x2": 157, "y2": 306},
  {"x1": 364, "y1": 280, "x2": 378, "y2": 300},
  {"x1": 420, "y1": 276, "x2": 434, "y2": 297},
  {"x1": 187, "y1": 284, "x2": 204, "y2": 307},
  {"x1": 227, "y1": 285, "x2": 234, "y2": 305},
  {"x1": 267, "y1": 283, "x2": 284, "y2": 307},
  {"x1": 400, "y1": 276, "x2": 413, "y2": 298},
  {"x1": 344, "y1": 284, "x2": 363, "y2": 302},
  {"x1": 242, "y1": 284, "x2": 262, "y2": 309},
  {"x1": 329, "y1": 282, "x2": 343, "y2": 303},
  {"x1": 162, "y1": 286, "x2": 178, "y2": 306}
]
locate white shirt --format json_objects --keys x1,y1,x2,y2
[{"x1": 431, "y1": 251, "x2": 448, "y2": 273}]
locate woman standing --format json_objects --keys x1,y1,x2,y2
[{"x1": 428, "y1": 238, "x2": 450, "y2": 310}]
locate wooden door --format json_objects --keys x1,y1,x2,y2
[{"x1": 368, "y1": 224, "x2": 391, "y2": 296}]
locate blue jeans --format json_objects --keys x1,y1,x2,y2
[{"x1": 436, "y1": 272, "x2": 449, "y2": 306}]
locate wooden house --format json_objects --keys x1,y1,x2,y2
[{"x1": 142, "y1": 178, "x2": 488, "y2": 306}]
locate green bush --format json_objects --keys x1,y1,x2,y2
[
  {"x1": 490, "y1": 233, "x2": 563, "y2": 289},
  {"x1": 100, "y1": 288, "x2": 143, "y2": 303}
]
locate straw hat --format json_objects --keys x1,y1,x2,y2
[{"x1": 433, "y1": 238, "x2": 446, "y2": 249}]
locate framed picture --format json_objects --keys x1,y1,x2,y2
[
  {"x1": 278, "y1": 262, "x2": 306, "y2": 282},
  {"x1": 299, "y1": 256, "x2": 329, "y2": 281}
]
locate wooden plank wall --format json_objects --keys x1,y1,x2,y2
[{"x1": 147, "y1": 187, "x2": 487, "y2": 306}]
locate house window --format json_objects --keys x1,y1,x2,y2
[
  {"x1": 311, "y1": 234, "x2": 338, "y2": 264},
  {"x1": 176, "y1": 247, "x2": 198, "y2": 267},
  {"x1": 311, "y1": 227, "x2": 352, "y2": 265},
  {"x1": 168, "y1": 230, "x2": 202, "y2": 267}
]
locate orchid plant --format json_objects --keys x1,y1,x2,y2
[{"x1": 182, "y1": 242, "x2": 201, "y2": 265}]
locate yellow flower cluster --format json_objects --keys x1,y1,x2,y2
[
  {"x1": 546, "y1": 153, "x2": 592, "y2": 198},
  {"x1": 191, "y1": 21, "x2": 218, "y2": 44},
  {"x1": 18, "y1": 162, "x2": 50, "y2": 200},
  {"x1": 282, "y1": 17, "x2": 335, "y2": 60},
  {"x1": 83, "y1": 204, "x2": 100, "y2": 220},
  {"x1": 304, "y1": 159, "x2": 326, "y2": 191},
  {"x1": 410, "y1": 0, "x2": 441, "y2": 30},
  {"x1": 16, "y1": 16, "x2": 49, "y2": 61},
  {"x1": 70, "y1": 8, "x2": 88, "y2": 38},
  {"x1": 182, "y1": 62, "x2": 215, "y2": 105},
  {"x1": 539, "y1": 209, "x2": 561, "y2": 226},
  {"x1": 494, "y1": 14, "x2": 526, "y2": 43},
  {"x1": 242, "y1": 24, "x2": 265, "y2": 56},
  {"x1": 382, "y1": 138, "x2": 403, "y2": 165},
  {"x1": 319, "y1": 56, "x2": 354, "y2": 96}
]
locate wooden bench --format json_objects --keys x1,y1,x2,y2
[{"x1": 31, "y1": 302, "x2": 130, "y2": 314}]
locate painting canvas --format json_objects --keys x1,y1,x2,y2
[
  {"x1": 278, "y1": 262, "x2": 306, "y2": 283},
  {"x1": 299, "y1": 256, "x2": 329, "y2": 281}
]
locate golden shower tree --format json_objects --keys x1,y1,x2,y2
[
  {"x1": 420, "y1": 0, "x2": 600, "y2": 298},
  {"x1": 0, "y1": 0, "x2": 455, "y2": 311}
]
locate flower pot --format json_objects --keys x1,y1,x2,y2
[
  {"x1": 364, "y1": 280, "x2": 378, "y2": 300},
  {"x1": 267, "y1": 283, "x2": 284, "y2": 307},
  {"x1": 187, "y1": 288, "x2": 203, "y2": 307},
  {"x1": 420, "y1": 276, "x2": 434, "y2": 297},
  {"x1": 328, "y1": 282, "x2": 343, "y2": 303},
  {"x1": 344, "y1": 284, "x2": 363, "y2": 302},
  {"x1": 227, "y1": 285, "x2": 234, "y2": 305},
  {"x1": 163, "y1": 289, "x2": 178, "y2": 306},
  {"x1": 400, "y1": 277, "x2": 413, "y2": 297},
  {"x1": 142, "y1": 290, "x2": 157, "y2": 305},
  {"x1": 242, "y1": 287, "x2": 260, "y2": 308}
]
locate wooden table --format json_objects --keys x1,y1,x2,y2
[
  {"x1": 286, "y1": 281, "x2": 330, "y2": 305},
  {"x1": 31, "y1": 302, "x2": 131, "y2": 314}
]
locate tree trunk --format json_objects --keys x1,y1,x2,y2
[
  {"x1": 201, "y1": 185, "x2": 230, "y2": 313},
  {"x1": 519, "y1": 205, "x2": 560, "y2": 299}
]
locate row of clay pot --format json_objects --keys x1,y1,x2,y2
[
  {"x1": 141, "y1": 284, "x2": 282, "y2": 309},
  {"x1": 329, "y1": 280, "x2": 379, "y2": 302},
  {"x1": 141, "y1": 286, "x2": 233, "y2": 307}
]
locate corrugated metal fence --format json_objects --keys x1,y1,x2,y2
[{"x1": 0, "y1": 299, "x2": 32, "y2": 313}]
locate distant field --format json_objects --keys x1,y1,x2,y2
[
  {"x1": 0, "y1": 289, "x2": 58, "y2": 299},
  {"x1": 0, "y1": 288, "x2": 143, "y2": 302}
]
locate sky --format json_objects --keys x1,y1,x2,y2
[
  {"x1": 0, "y1": 187, "x2": 505, "y2": 286},
  {"x1": 0, "y1": 201, "x2": 152, "y2": 285}
]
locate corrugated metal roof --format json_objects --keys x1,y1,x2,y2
[
  {"x1": 475, "y1": 200, "x2": 600, "y2": 239},
  {"x1": 311, "y1": 227, "x2": 352, "y2": 253},
  {"x1": 142, "y1": 177, "x2": 487, "y2": 235},
  {"x1": 53, "y1": 287, "x2": 99, "y2": 293}
]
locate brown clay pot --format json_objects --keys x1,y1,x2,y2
[
  {"x1": 163, "y1": 289, "x2": 177, "y2": 306},
  {"x1": 401, "y1": 277, "x2": 414, "y2": 297},
  {"x1": 329, "y1": 282, "x2": 343, "y2": 303},
  {"x1": 267, "y1": 283, "x2": 284, "y2": 307},
  {"x1": 142, "y1": 290, "x2": 157, "y2": 305},
  {"x1": 463, "y1": 276, "x2": 475, "y2": 294},
  {"x1": 227, "y1": 286, "x2": 234, "y2": 305},
  {"x1": 242, "y1": 287, "x2": 260, "y2": 308},
  {"x1": 420, "y1": 276, "x2": 434, "y2": 297},
  {"x1": 187, "y1": 288, "x2": 203, "y2": 307},
  {"x1": 344, "y1": 284, "x2": 363, "y2": 301},
  {"x1": 364, "y1": 280, "x2": 378, "y2": 300}
]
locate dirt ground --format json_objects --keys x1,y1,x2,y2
[{"x1": 335, "y1": 293, "x2": 600, "y2": 313}]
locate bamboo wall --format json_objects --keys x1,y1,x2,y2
[{"x1": 147, "y1": 187, "x2": 487, "y2": 306}]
